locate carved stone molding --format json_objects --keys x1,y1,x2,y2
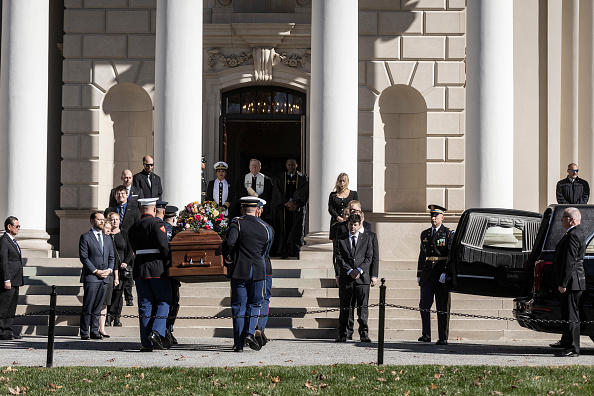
[
  {"x1": 207, "y1": 49, "x2": 253, "y2": 71},
  {"x1": 275, "y1": 49, "x2": 311, "y2": 68},
  {"x1": 296, "y1": 0, "x2": 311, "y2": 7},
  {"x1": 254, "y1": 47, "x2": 275, "y2": 82},
  {"x1": 217, "y1": 0, "x2": 232, "y2": 7}
]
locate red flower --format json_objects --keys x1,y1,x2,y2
[{"x1": 205, "y1": 225, "x2": 211, "y2": 230}]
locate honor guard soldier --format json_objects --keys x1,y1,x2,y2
[
  {"x1": 225, "y1": 196, "x2": 273, "y2": 352},
  {"x1": 417, "y1": 204, "x2": 454, "y2": 345},
  {"x1": 128, "y1": 197, "x2": 172, "y2": 352},
  {"x1": 163, "y1": 204, "x2": 180, "y2": 345}
]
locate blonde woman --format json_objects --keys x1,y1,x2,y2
[{"x1": 328, "y1": 173, "x2": 358, "y2": 241}]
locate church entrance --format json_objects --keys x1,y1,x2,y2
[{"x1": 220, "y1": 86, "x2": 306, "y2": 191}]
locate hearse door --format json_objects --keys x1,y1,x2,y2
[{"x1": 446, "y1": 209, "x2": 542, "y2": 298}]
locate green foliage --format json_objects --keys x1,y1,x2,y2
[{"x1": 1, "y1": 364, "x2": 594, "y2": 395}]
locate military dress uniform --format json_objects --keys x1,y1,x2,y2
[
  {"x1": 225, "y1": 197, "x2": 273, "y2": 351},
  {"x1": 128, "y1": 198, "x2": 172, "y2": 351},
  {"x1": 417, "y1": 205, "x2": 454, "y2": 344}
]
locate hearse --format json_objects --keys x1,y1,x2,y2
[{"x1": 445, "y1": 205, "x2": 594, "y2": 340}]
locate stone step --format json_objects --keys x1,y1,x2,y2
[{"x1": 23, "y1": 257, "x2": 81, "y2": 267}]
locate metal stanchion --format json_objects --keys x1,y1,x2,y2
[
  {"x1": 46, "y1": 285, "x2": 57, "y2": 368},
  {"x1": 377, "y1": 278, "x2": 386, "y2": 365}
]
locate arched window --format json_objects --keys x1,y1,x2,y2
[{"x1": 223, "y1": 87, "x2": 305, "y2": 118}]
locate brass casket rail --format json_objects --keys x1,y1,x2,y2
[{"x1": 168, "y1": 230, "x2": 228, "y2": 283}]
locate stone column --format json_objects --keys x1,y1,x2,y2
[
  {"x1": 154, "y1": 0, "x2": 203, "y2": 208},
  {"x1": 466, "y1": 0, "x2": 514, "y2": 208},
  {"x1": 0, "y1": 0, "x2": 52, "y2": 256},
  {"x1": 308, "y1": 0, "x2": 358, "y2": 235}
]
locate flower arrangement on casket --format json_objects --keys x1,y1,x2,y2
[{"x1": 175, "y1": 200, "x2": 228, "y2": 236}]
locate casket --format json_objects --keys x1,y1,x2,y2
[{"x1": 168, "y1": 229, "x2": 228, "y2": 283}]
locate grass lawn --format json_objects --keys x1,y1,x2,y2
[{"x1": 1, "y1": 364, "x2": 594, "y2": 395}]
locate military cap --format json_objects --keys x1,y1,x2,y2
[
  {"x1": 240, "y1": 196, "x2": 260, "y2": 207},
  {"x1": 138, "y1": 197, "x2": 158, "y2": 207},
  {"x1": 214, "y1": 161, "x2": 228, "y2": 170},
  {"x1": 428, "y1": 204, "x2": 447, "y2": 215},
  {"x1": 164, "y1": 205, "x2": 178, "y2": 218},
  {"x1": 257, "y1": 198, "x2": 267, "y2": 208},
  {"x1": 156, "y1": 200, "x2": 168, "y2": 209},
  {"x1": 201, "y1": 155, "x2": 206, "y2": 164}
]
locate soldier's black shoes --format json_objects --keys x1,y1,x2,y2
[
  {"x1": 233, "y1": 346, "x2": 243, "y2": 352},
  {"x1": 436, "y1": 340, "x2": 448, "y2": 345},
  {"x1": 126, "y1": 300, "x2": 134, "y2": 306},
  {"x1": 335, "y1": 336, "x2": 347, "y2": 342},
  {"x1": 418, "y1": 335, "x2": 431, "y2": 342},
  {"x1": 166, "y1": 330, "x2": 178, "y2": 346},
  {"x1": 148, "y1": 330, "x2": 165, "y2": 350},
  {"x1": 245, "y1": 334, "x2": 261, "y2": 351},
  {"x1": 140, "y1": 346, "x2": 153, "y2": 352},
  {"x1": 555, "y1": 350, "x2": 579, "y2": 357},
  {"x1": 360, "y1": 336, "x2": 372, "y2": 343},
  {"x1": 549, "y1": 340, "x2": 566, "y2": 348},
  {"x1": 255, "y1": 329, "x2": 268, "y2": 347}
]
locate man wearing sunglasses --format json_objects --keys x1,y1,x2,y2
[
  {"x1": 556, "y1": 163, "x2": 589, "y2": 205},
  {"x1": 0, "y1": 217, "x2": 24, "y2": 340},
  {"x1": 133, "y1": 155, "x2": 163, "y2": 200}
]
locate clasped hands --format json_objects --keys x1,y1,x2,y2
[
  {"x1": 285, "y1": 201, "x2": 298, "y2": 211},
  {"x1": 95, "y1": 269, "x2": 110, "y2": 279}
]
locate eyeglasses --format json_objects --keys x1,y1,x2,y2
[
  {"x1": 144, "y1": 163, "x2": 154, "y2": 167},
  {"x1": 11, "y1": 224, "x2": 20, "y2": 228},
  {"x1": 569, "y1": 169, "x2": 579, "y2": 173}
]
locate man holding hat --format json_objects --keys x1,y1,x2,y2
[
  {"x1": 206, "y1": 161, "x2": 235, "y2": 216},
  {"x1": 163, "y1": 205, "x2": 178, "y2": 242},
  {"x1": 225, "y1": 196, "x2": 273, "y2": 352},
  {"x1": 417, "y1": 204, "x2": 454, "y2": 345},
  {"x1": 128, "y1": 197, "x2": 172, "y2": 352}
]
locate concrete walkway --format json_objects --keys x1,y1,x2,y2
[{"x1": 2, "y1": 336, "x2": 594, "y2": 367}]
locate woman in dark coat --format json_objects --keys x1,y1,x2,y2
[
  {"x1": 106, "y1": 211, "x2": 133, "y2": 327},
  {"x1": 328, "y1": 172, "x2": 358, "y2": 241}
]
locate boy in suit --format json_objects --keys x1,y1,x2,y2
[{"x1": 335, "y1": 213, "x2": 373, "y2": 343}]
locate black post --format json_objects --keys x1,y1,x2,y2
[
  {"x1": 377, "y1": 278, "x2": 386, "y2": 365},
  {"x1": 46, "y1": 285, "x2": 57, "y2": 368}
]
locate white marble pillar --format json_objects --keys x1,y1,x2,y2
[
  {"x1": 309, "y1": 0, "x2": 358, "y2": 234},
  {"x1": 0, "y1": 0, "x2": 51, "y2": 254},
  {"x1": 466, "y1": 0, "x2": 514, "y2": 208},
  {"x1": 154, "y1": 0, "x2": 203, "y2": 208}
]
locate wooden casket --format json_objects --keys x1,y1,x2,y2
[{"x1": 168, "y1": 229, "x2": 228, "y2": 283}]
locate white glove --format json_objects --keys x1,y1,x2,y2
[
  {"x1": 417, "y1": 277, "x2": 421, "y2": 286},
  {"x1": 439, "y1": 273, "x2": 446, "y2": 283}
]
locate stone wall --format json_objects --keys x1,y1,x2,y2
[{"x1": 357, "y1": 0, "x2": 466, "y2": 214}]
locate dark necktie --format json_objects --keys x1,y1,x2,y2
[
  {"x1": 118, "y1": 205, "x2": 125, "y2": 220},
  {"x1": 13, "y1": 238, "x2": 20, "y2": 255},
  {"x1": 351, "y1": 235, "x2": 357, "y2": 251},
  {"x1": 97, "y1": 232, "x2": 103, "y2": 253},
  {"x1": 251, "y1": 176, "x2": 256, "y2": 191},
  {"x1": 219, "y1": 182, "x2": 223, "y2": 207}
]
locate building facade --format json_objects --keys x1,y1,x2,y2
[{"x1": 0, "y1": 0, "x2": 590, "y2": 260}]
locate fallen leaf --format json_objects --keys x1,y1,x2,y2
[
  {"x1": 474, "y1": 380, "x2": 482, "y2": 387},
  {"x1": 140, "y1": 373, "x2": 145, "y2": 380},
  {"x1": 430, "y1": 383, "x2": 438, "y2": 389},
  {"x1": 534, "y1": 376, "x2": 541, "y2": 380},
  {"x1": 82, "y1": 378, "x2": 92, "y2": 383},
  {"x1": 377, "y1": 368, "x2": 385, "y2": 374},
  {"x1": 404, "y1": 392, "x2": 410, "y2": 396},
  {"x1": 394, "y1": 376, "x2": 400, "y2": 381},
  {"x1": 489, "y1": 392, "x2": 503, "y2": 395},
  {"x1": 3, "y1": 367, "x2": 17, "y2": 373},
  {"x1": 320, "y1": 383, "x2": 328, "y2": 389},
  {"x1": 8, "y1": 386, "x2": 21, "y2": 395},
  {"x1": 350, "y1": 376, "x2": 356, "y2": 381},
  {"x1": 102, "y1": 372, "x2": 111, "y2": 378},
  {"x1": 435, "y1": 373, "x2": 444, "y2": 378},
  {"x1": 271, "y1": 376, "x2": 281, "y2": 383},
  {"x1": 107, "y1": 358, "x2": 115, "y2": 362},
  {"x1": 378, "y1": 377, "x2": 387, "y2": 382},
  {"x1": 305, "y1": 380, "x2": 317, "y2": 390},
  {"x1": 125, "y1": 374, "x2": 131, "y2": 379}
]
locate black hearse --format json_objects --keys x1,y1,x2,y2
[{"x1": 445, "y1": 205, "x2": 594, "y2": 340}]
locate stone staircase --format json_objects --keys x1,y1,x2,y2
[{"x1": 15, "y1": 249, "x2": 553, "y2": 341}]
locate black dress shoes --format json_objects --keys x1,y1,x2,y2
[
  {"x1": 418, "y1": 335, "x2": 431, "y2": 342},
  {"x1": 100, "y1": 333, "x2": 110, "y2": 338},
  {"x1": 233, "y1": 345, "x2": 243, "y2": 352},
  {"x1": 335, "y1": 336, "x2": 347, "y2": 342},
  {"x1": 549, "y1": 340, "x2": 566, "y2": 348},
  {"x1": 148, "y1": 330, "x2": 165, "y2": 350},
  {"x1": 80, "y1": 334, "x2": 90, "y2": 340},
  {"x1": 90, "y1": 333, "x2": 103, "y2": 340},
  {"x1": 360, "y1": 336, "x2": 372, "y2": 343},
  {"x1": 126, "y1": 300, "x2": 134, "y2": 306},
  {"x1": 436, "y1": 340, "x2": 448, "y2": 345},
  {"x1": 113, "y1": 320, "x2": 123, "y2": 327},
  {"x1": 140, "y1": 346, "x2": 153, "y2": 352},
  {"x1": 11, "y1": 334, "x2": 22, "y2": 340},
  {"x1": 255, "y1": 329, "x2": 268, "y2": 347},
  {"x1": 245, "y1": 334, "x2": 261, "y2": 351},
  {"x1": 555, "y1": 350, "x2": 579, "y2": 357}
]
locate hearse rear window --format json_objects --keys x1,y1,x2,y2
[
  {"x1": 543, "y1": 206, "x2": 594, "y2": 252},
  {"x1": 461, "y1": 213, "x2": 540, "y2": 252}
]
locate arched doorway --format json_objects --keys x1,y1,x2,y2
[{"x1": 220, "y1": 86, "x2": 306, "y2": 188}]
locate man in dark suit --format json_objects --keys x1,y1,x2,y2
[
  {"x1": 271, "y1": 158, "x2": 309, "y2": 258},
  {"x1": 0, "y1": 216, "x2": 24, "y2": 340},
  {"x1": 556, "y1": 163, "x2": 589, "y2": 204},
  {"x1": 133, "y1": 155, "x2": 163, "y2": 199},
  {"x1": 79, "y1": 211, "x2": 115, "y2": 340},
  {"x1": 417, "y1": 204, "x2": 454, "y2": 345},
  {"x1": 335, "y1": 213, "x2": 373, "y2": 343},
  {"x1": 206, "y1": 161, "x2": 235, "y2": 216},
  {"x1": 225, "y1": 197, "x2": 273, "y2": 352},
  {"x1": 109, "y1": 169, "x2": 144, "y2": 208},
  {"x1": 552, "y1": 207, "x2": 586, "y2": 357},
  {"x1": 105, "y1": 185, "x2": 141, "y2": 306}
]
